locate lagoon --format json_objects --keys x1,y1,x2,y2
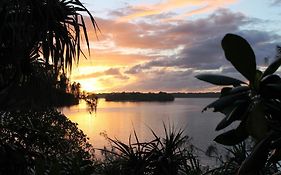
[{"x1": 62, "y1": 98, "x2": 225, "y2": 164}]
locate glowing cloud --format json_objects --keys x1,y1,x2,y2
[{"x1": 117, "y1": 0, "x2": 237, "y2": 22}]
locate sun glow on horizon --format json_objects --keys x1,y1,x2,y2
[
  {"x1": 74, "y1": 0, "x2": 281, "y2": 93},
  {"x1": 77, "y1": 78, "x2": 104, "y2": 93}
]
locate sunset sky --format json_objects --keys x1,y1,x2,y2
[{"x1": 72, "y1": 0, "x2": 281, "y2": 93}]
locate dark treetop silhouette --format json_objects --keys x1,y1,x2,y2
[
  {"x1": 196, "y1": 33, "x2": 281, "y2": 174},
  {"x1": 0, "y1": 0, "x2": 98, "y2": 109},
  {"x1": 0, "y1": 1, "x2": 99, "y2": 174}
]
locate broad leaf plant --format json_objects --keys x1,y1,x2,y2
[{"x1": 196, "y1": 34, "x2": 281, "y2": 174}]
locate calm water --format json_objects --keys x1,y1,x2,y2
[{"x1": 61, "y1": 98, "x2": 225, "y2": 164}]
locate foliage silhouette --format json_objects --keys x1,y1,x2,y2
[
  {"x1": 0, "y1": 0, "x2": 98, "y2": 72},
  {"x1": 0, "y1": 0, "x2": 98, "y2": 174},
  {"x1": 0, "y1": 110, "x2": 96, "y2": 174},
  {"x1": 96, "y1": 124, "x2": 202, "y2": 175},
  {"x1": 196, "y1": 33, "x2": 281, "y2": 174},
  {"x1": 0, "y1": 0, "x2": 98, "y2": 109}
]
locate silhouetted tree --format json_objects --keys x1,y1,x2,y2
[
  {"x1": 71, "y1": 82, "x2": 81, "y2": 98},
  {"x1": 0, "y1": 0, "x2": 98, "y2": 174},
  {"x1": 58, "y1": 73, "x2": 69, "y2": 92},
  {"x1": 197, "y1": 34, "x2": 281, "y2": 174},
  {"x1": 0, "y1": 0, "x2": 98, "y2": 109}
]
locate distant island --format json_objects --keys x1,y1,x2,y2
[
  {"x1": 95, "y1": 92, "x2": 220, "y2": 102},
  {"x1": 103, "y1": 92, "x2": 175, "y2": 102},
  {"x1": 171, "y1": 92, "x2": 220, "y2": 98}
]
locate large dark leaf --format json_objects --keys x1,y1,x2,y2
[
  {"x1": 264, "y1": 100, "x2": 281, "y2": 113},
  {"x1": 260, "y1": 83, "x2": 281, "y2": 99},
  {"x1": 238, "y1": 131, "x2": 273, "y2": 174},
  {"x1": 220, "y1": 87, "x2": 232, "y2": 97},
  {"x1": 203, "y1": 91, "x2": 248, "y2": 112},
  {"x1": 219, "y1": 103, "x2": 236, "y2": 116},
  {"x1": 229, "y1": 86, "x2": 250, "y2": 94},
  {"x1": 214, "y1": 123, "x2": 248, "y2": 146},
  {"x1": 263, "y1": 57, "x2": 281, "y2": 78},
  {"x1": 259, "y1": 75, "x2": 281, "y2": 99},
  {"x1": 195, "y1": 74, "x2": 245, "y2": 86},
  {"x1": 266, "y1": 83, "x2": 281, "y2": 91},
  {"x1": 261, "y1": 74, "x2": 281, "y2": 85},
  {"x1": 220, "y1": 86, "x2": 250, "y2": 98},
  {"x1": 264, "y1": 100, "x2": 281, "y2": 123},
  {"x1": 221, "y1": 34, "x2": 256, "y2": 84},
  {"x1": 215, "y1": 101, "x2": 249, "y2": 131},
  {"x1": 271, "y1": 137, "x2": 281, "y2": 149}
]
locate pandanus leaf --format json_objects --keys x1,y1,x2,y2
[
  {"x1": 263, "y1": 57, "x2": 281, "y2": 78},
  {"x1": 221, "y1": 34, "x2": 256, "y2": 84},
  {"x1": 238, "y1": 132, "x2": 273, "y2": 174},
  {"x1": 195, "y1": 74, "x2": 246, "y2": 86}
]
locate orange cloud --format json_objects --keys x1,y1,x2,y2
[
  {"x1": 117, "y1": 0, "x2": 237, "y2": 22},
  {"x1": 166, "y1": 0, "x2": 237, "y2": 21},
  {"x1": 75, "y1": 7, "x2": 265, "y2": 93},
  {"x1": 77, "y1": 51, "x2": 153, "y2": 67},
  {"x1": 86, "y1": 17, "x2": 189, "y2": 51}
]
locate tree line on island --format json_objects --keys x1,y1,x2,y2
[{"x1": 95, "y1": 91, "x2": 220, "y2": 102}]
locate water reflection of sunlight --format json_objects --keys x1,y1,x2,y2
[
  {"x1": 62, "y1": 98, "x2": 224, "y2": 165},
  {"x1": 62, "y1": 100, "x2": 146, "y2": 148},
  {"x1": 62, "y1": 98, "x2": 221, "y2": 153}
]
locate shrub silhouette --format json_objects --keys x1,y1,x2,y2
[
  {"x1": 0, "y1": 110, "x2": 95, "y2": 174},
  {"x1": 196, "y1": 33, "x2": 281, "y2": 174},
  {"x1": 96, "y1": 124, "x2": 202, "y2": 175}
]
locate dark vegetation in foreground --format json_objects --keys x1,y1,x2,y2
[
  {"x1": 0, "y1": 110, "x2": 95, "y2": 174},
  {"x1": 96, "y1": 124, "x2": 202, "y2": 175},
  {"x1": 1, "y1": 110, "x2": 280, "y2": 175},
  {"x1": 2, "y1": 111, "x2": 274, "y2": 175},
  {"x1": 95, "y1": 127, "x2": 280, "y2": 175}
]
